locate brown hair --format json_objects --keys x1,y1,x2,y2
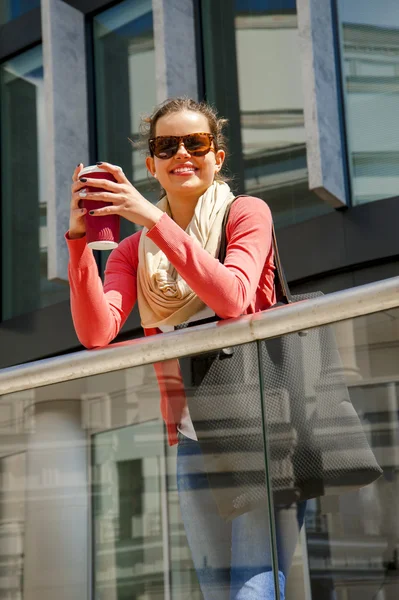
[{"x1": 137, "y1": 97, "x2": 230, "y2": 184}]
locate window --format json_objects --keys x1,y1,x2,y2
[
  {"x1": 0, "y1": 45, "x2": 69, "y2": 320},
  {"x1": 202, "y1": 0, "x2": 333, "y2": 229},
  {"x1": 93, "y1": 0, "x2": 157, "y2": 244},
  {"x1": 0, "y1": 0, "x2": 40, "y2": 24},
  {"x1": 337, "y1": 0, "x2": 399, "y2": 205}
]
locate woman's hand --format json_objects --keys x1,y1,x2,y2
[
  {"x1": 69, "y1": 163, "x2": 88, "y2": 239},
  {"x1": 77, "y1": 162, "x2": 163, "y2": 230}
]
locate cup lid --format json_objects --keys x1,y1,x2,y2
[
  {"x1": 79, "y1": 165, "x2": 108, "y2": 177},
  {"x1": 87, "y1": 240, "x2": 119, "y2": 251}
]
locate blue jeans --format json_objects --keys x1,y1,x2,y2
[{"x1": 176, "y1": 433, "x2": 306, "y2": 600}]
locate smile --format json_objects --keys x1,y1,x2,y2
[{"x1": 170, "y1": 165, "x2": 198, "y2": 175}]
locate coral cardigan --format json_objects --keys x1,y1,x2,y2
[{"x1": 66, "y1": 195, "x2": 276, "y2": 445}]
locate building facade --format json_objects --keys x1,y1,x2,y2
[{"x1": 0, "y1": 1, "x2": 398, "y2": 599}]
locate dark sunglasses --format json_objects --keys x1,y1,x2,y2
[{"x1": 149, "y1": 132, "x2": 215, "y2": 159}]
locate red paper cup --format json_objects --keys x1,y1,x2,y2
[{"x1": 79, "y1": 165, "x2": 120, "y2": 250}]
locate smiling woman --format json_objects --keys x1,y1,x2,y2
[
  {"x1": 139, "y1": 98, "x2": 229, "y2": 220},
  {"x1": 144, "y1": 109, "x2": 225, "y2": 229},
  {"x1": 65, "y1": 96, "x2": 306, "y2": 599}
]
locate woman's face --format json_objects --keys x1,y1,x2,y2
[{"x1": 145, "y1": 110, "x2": 225, "y2": 200}]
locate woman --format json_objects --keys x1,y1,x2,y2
[{"x1": 66, "y1": 97, "x2": 305, "y2": 599}]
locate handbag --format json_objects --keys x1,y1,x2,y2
[{"x1": 179, "y1": 200, "x2": 383, "y2": 521}]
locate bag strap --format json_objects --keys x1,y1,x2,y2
[
  {"x1": 271, "y1": 225, "x2": 292, "y2": 304},
  {"x1": 219, "y1": 196, "x2": 292, "y2": 305}
]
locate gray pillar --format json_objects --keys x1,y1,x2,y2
[
  {"x1": 333, "y1": 320, "x2": 362, "y2": 382},
  {"x1": 153, "y1": 0, "x2": 199, "y2": 102},
  {"x1": 0, "y1": 453, "x2": 25, "y2": 600},
  {"x1": 297, "y1": 0, "x2": 348, "y2": 207},
  {"x1": 41, "y1": 0, "x2": 90, "y2": 282},
  {"x1": 23, "y1": 400, "x2": 89, "y2": 600}
]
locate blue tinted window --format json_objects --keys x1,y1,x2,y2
[
  {"x1": 235, "y1": 0, "x2": 296, "y2": 12},
  {"x1": 337, "y1": 0, "x2": 399, "y2": 205},
  {"x1": 232, "y1": 0, "x2": 332, "y2": 227},
  {"x1": 1, "y1": 46, "x2": 69, "y2": 320},
  {"x1": 0, "y1": 0, "x2": 40, "y2": 24}
]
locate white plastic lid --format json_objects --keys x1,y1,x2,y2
[
  {"x1": 87, "y1": 240, "x2": 119, "y2": 251},
  {"x1": 78, "y1": 165, "x2": 108, "y2": 177}
]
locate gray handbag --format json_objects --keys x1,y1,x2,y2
[{"x1": 179, "y1": 201, "x2": 382, "y2": 521}]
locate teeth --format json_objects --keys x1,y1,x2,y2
[{"x1": 173, "y1": 167, "x2": 195, "y2": 173}]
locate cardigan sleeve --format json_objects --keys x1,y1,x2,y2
[
  {"x1": 146, "y1": 196, "x2": 273, "y2": 318},
  {"x1": 66, "y1": 231, "x2": 140, "y2": 348}
]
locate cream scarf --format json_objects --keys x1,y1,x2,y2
[{"x1": 137, "y1": 181, "x2": 235, "y2": 329}]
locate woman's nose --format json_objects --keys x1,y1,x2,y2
[{"x1": 175, "y1": 142, "x2": 190, "y2": 158}]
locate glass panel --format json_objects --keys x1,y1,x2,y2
[
  {"x1": 0, "y1": 46, "x2": 69, "y2": 320},
  {"x1": 259, "y1": 308, "x2": 399, "y2": 600},
  {"x1": 0, "y1": 0, "x2": 40, "y2": 24},
  {"x1": 0, "y1": 340, "x2": 280, "y2": 599},
  {"x1": 93, "y1": 0, "x2": 158, "y2": 247},
  {"x1": 337, "y1": 0, "x2": 399, "y2": 206},
  {"x1": 92, "y1": 421, "x2": 169, "y2": 599}
]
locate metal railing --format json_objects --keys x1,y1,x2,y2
[{"x1": 0, "y1": 276, "x2": 399, "y2": 396}]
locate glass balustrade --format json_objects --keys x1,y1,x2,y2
[
  {"x1": 0, "y1": 285, "x2": 397, "y2": 599},
  {"x1": 258, "y1": 310, "x2": 399, "y2": 600}
]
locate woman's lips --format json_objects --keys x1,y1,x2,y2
[
  {"x1": 171, "y1": 170, "x2": 197, "y2": 177},
  {"x1": 170, "y1": 164, "x2": 198, "y2": 176}
]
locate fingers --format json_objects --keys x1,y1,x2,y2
[
  {"x1": 71, "y1": 207, "x2": 87, "y2": 217},
  {"x1": 78, "y1": 177, "x2": 122, "y2": 193},
  {"x1": 71, "y1": 179, "x2": 89, "y2": 194},
  {"x1": 87, "y1": 205, "x2": 121, "y2": 217},
  {"x1": 71, "y1": 191, "x2": 88, "y2": 209},
  {"x1": 95, "y1": 162, "x2": 129, "y2": 184},
  {"x1": 72, "y1": 163, "x2": 127, "y2": 185},
  {"x1": 76, "y1": 190, "x2": 119, "y2": 203},
  {"x1": 72, "y1": 163, "x2": 84, "y2": 183},
  {"x1": 72, "y1": 188, "x2": 122, "y2": 211}
]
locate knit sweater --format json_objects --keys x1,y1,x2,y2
[{"x1": 66, "y1": 195, "x2": 275, "y2": 445}]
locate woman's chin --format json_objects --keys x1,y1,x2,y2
[{"x1": 169, "y1": 179, "x2": 206, "y2": 194}]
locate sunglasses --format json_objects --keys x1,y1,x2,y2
[{"x1": 149, "y1": 132, "x2": 215, "y2": 159}]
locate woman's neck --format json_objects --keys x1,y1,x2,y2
[{"x1": 167, "y1": 193, "x2": 199, "y2": 230}]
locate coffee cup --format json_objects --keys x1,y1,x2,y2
[{"x1": 79, "y1": 165, "x2": 120, "y2": 250}]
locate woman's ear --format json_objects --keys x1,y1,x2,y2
[
  {"x1": 146, "y1": 156, "x2": 156, "y2": 177},
  {"x1": 215, "y1": 149, "x2": 225, "y2": 172}
]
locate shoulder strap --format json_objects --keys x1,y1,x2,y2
[
  {"x1": 218, "y1": 202, "x2": 234, "y2": 265},
  {"x1": 218, "y1": 196, "x2": 292, "y2": 304},
  {"x1": 271, "y1": 225, "x2": 292, "y2": 304}
]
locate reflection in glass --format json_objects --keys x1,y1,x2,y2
[
  {"x1": 86, "y1": 365, "x2": 205, "y2": 599},
  {"x1": 296, "y1": 313, "x2": 399, "y2": 600},
  {"x1": 92, "y1": 421, "x2": 167, "y2": 600},
  {"x1": 0, "y1": 45, "x2": 69, "y2": 320},
  {"x1": 93, "y1": 0, "x2": 158, "y2": 245},
  {"x1": 0, "y1": 0, "x2": 40, "y2": 24},
  {"x1": 234, "y1": 1, "x2": 333, "y2": 228},
  {"x1": 0, "y1": 452, "x2": 25, "y2": 600},
  {"x1": 89, "y1": 347, "x2": 279, "y2": 599},
  {"x1": 337, "y1": 0, "x2": 399, "y2": 205}
]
